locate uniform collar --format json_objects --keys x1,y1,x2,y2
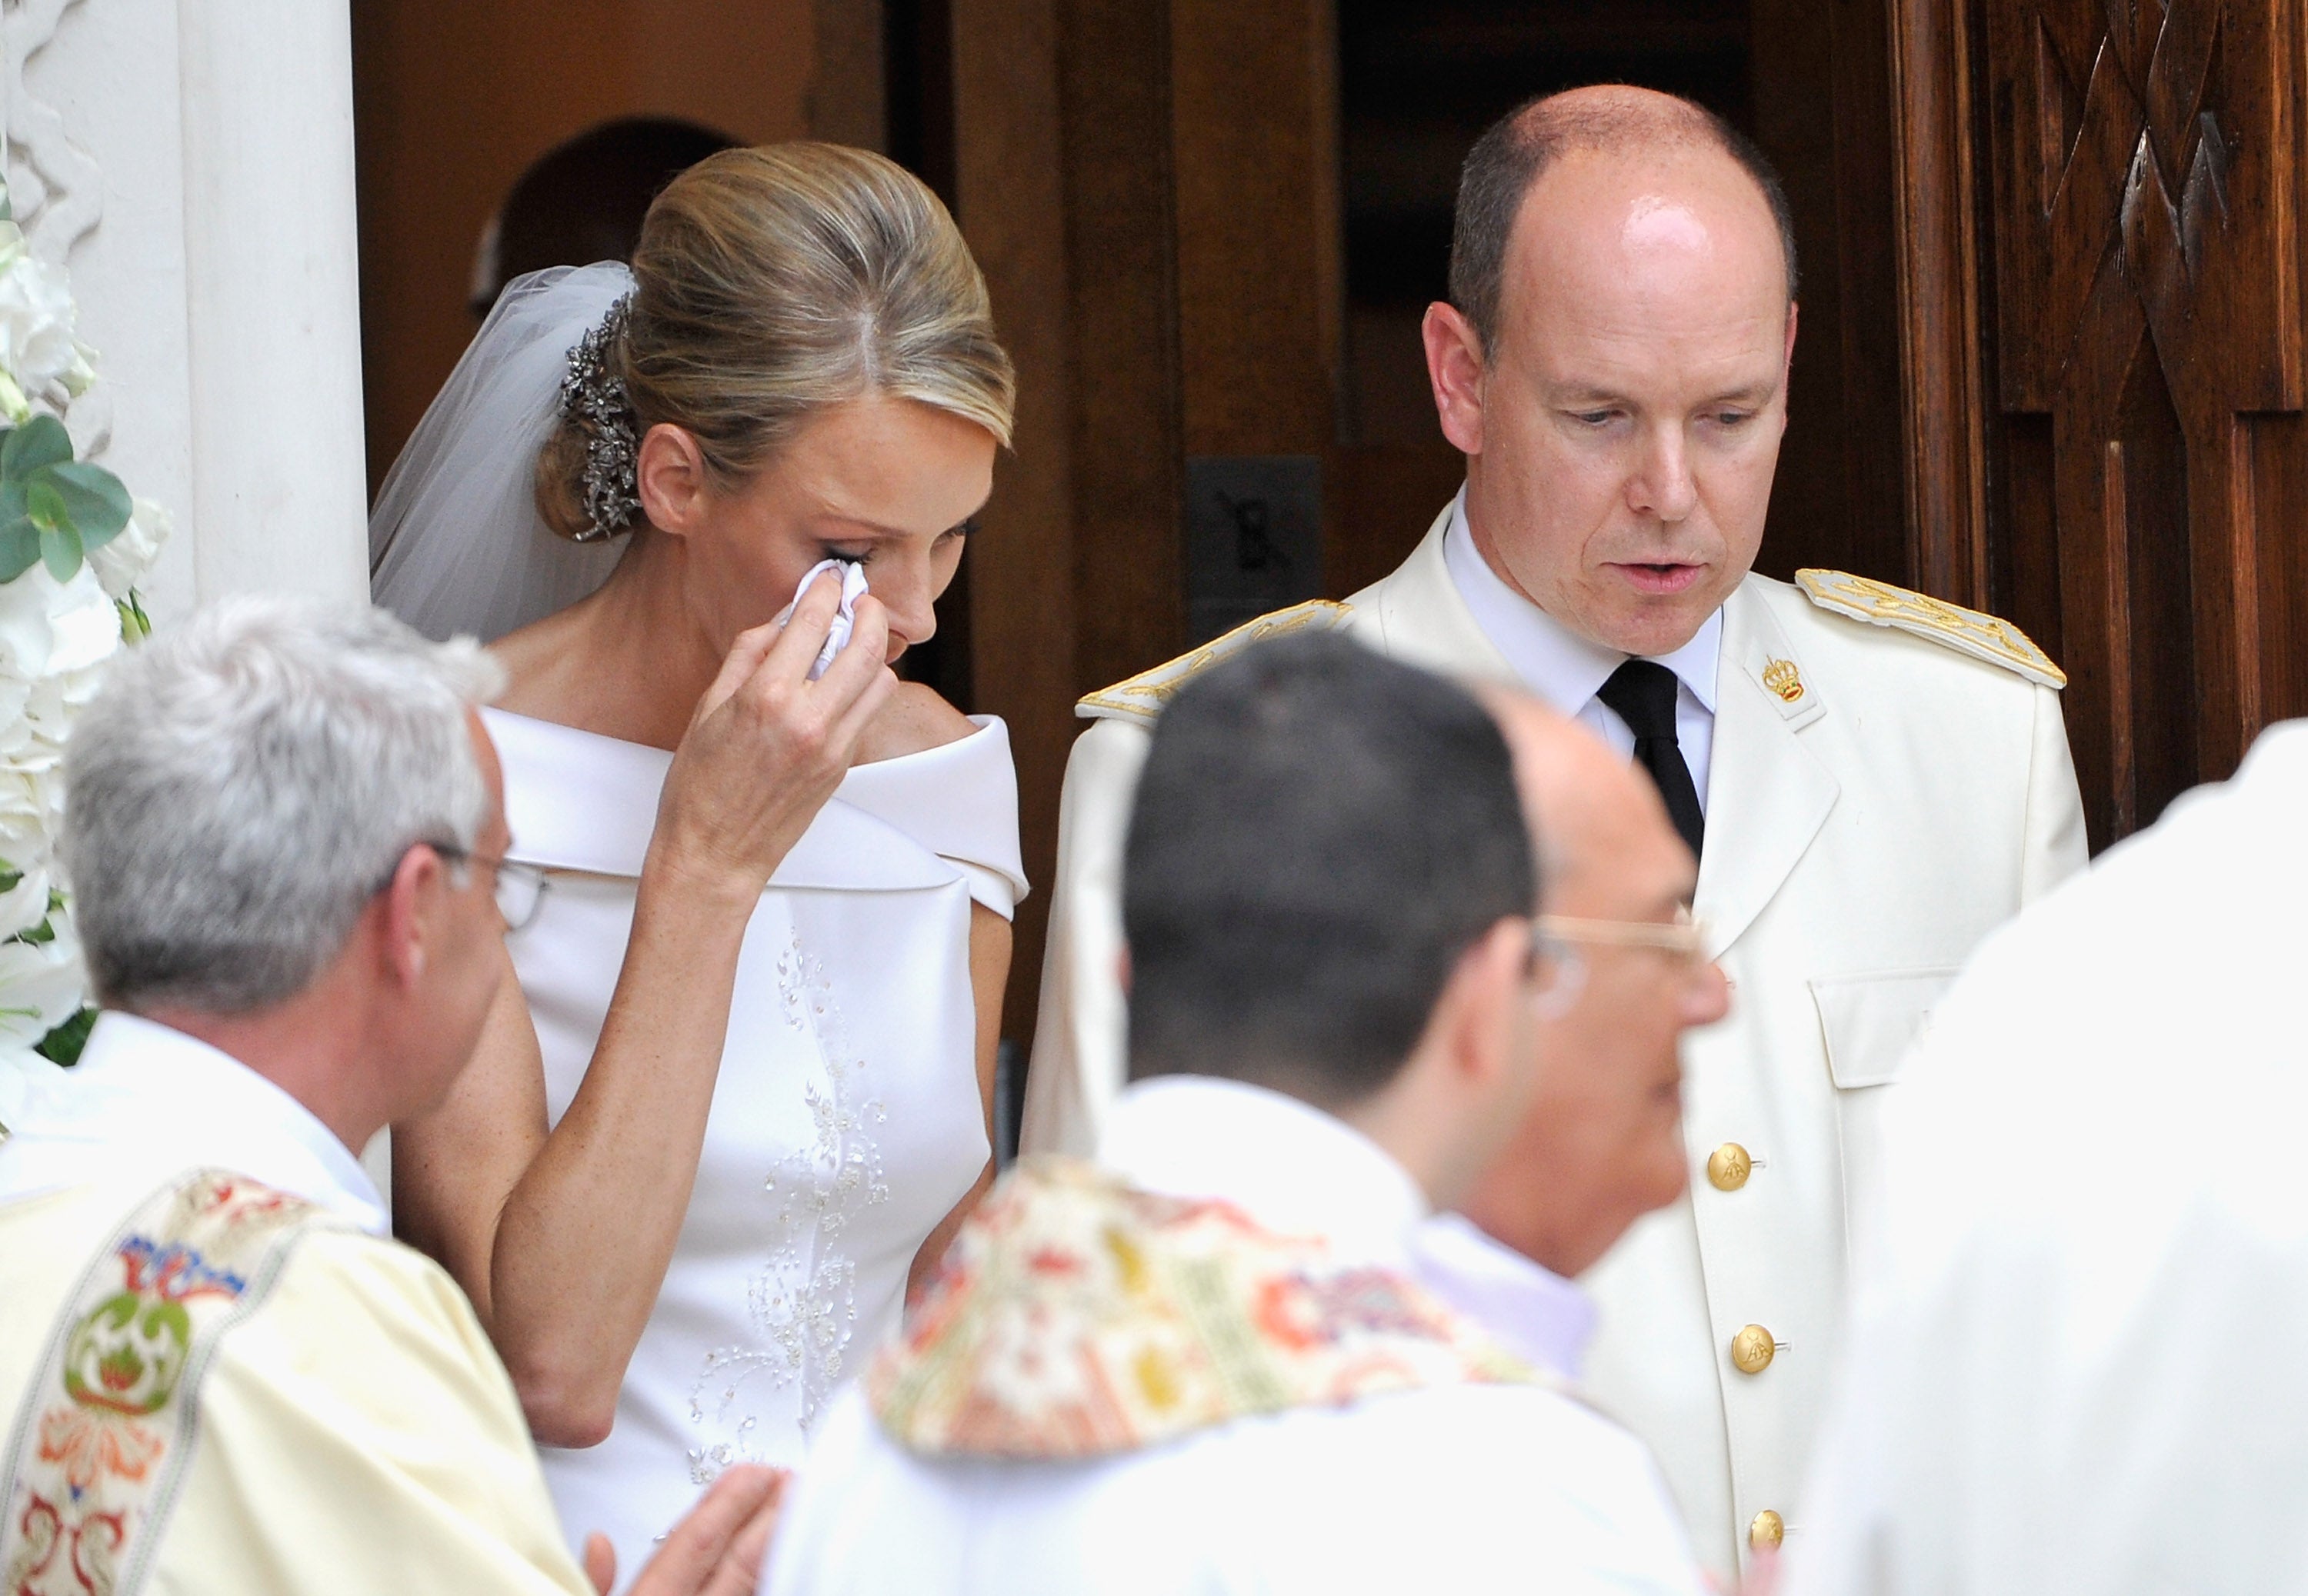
[
  {"x1": 1099, "y1": 1075, "x2": 1429, "y2": 1267},
  {"x1": 0, "y1": 1012, "x2": 387, "y2": 1234},
  {"x1": 1442, "y1": 490, "x2": 1723, "y2": 717}
]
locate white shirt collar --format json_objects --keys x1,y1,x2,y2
[
  {"x1": 0, "y1": 1012, "x2": 387, "y2": 1234},
  {"x1": 1098, "y1": 1075, "x2": 1429, "y2": 1267},
  {"x1": 1441, "y1": 489, "x2": 1721, "y2": 716}
]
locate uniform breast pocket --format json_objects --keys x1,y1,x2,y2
[{"x1": 1809, "y1": 968, "x2": 1961, "y2": 1089}]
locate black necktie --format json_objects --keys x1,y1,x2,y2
[{"x1": 1597, "y1": 659, "x2": 1705, "y2": 860}]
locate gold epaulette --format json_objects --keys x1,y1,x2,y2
[
  {"x1": 1795, "y1": 569, "x2": 2066, "y2": 689},
  {"x1": 1074, "y1": 601, "x2": 1356, "y2": 724}
]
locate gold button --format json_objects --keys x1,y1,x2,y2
[
  {"x1": 1749, "y1": 1509, "x2": 1785, "y2": 1549},
  {"x1": 1730, "y1": 1324, "x2": 1776, "y2": 1374},
  {"x1": 1706, "y1": 1142, "x2": 1753, "y2": 1191}
]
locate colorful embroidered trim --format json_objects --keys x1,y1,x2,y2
[
  {"x1": 869, "y1": 1157, "x2": 1533, "y2": 1460},
  {"x1": 2, "y1": 1170, "x2": 331, "y2": 1596}
]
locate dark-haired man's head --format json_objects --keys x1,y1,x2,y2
[
  {"x1": 1122, "y1": 634, "x2": 1552, "y2": 1208},
  {"x1": 1423, "y1": 84, "x2": 1797, "y2": 661}
]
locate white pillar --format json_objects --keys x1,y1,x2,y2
[
  {"x1": 5, "y1": 0, "x2": 369, "y2": 621},
  {"x1": 3, "y1": 0, "x2": 378, "y2": 1191}
]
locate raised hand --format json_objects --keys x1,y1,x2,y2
[
  {"x1": 587, "y1": 1464, "x2": 789, "y2": 1596},
  {"x1": 649, "y1": 568, "x2": 898, "y2": 898}
]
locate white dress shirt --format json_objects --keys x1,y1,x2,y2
[
  {"x1": 763, "y1": 1076, "x2": 1706, "y2": 1596},
  {"x1": 0, "y1": 1011, "x2": 386, "y2": 1233},
  {"x1": 1442, "y1": 492, "x2": 1721, "y2": 811}
]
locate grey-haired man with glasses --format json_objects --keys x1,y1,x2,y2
[{"x1": 0, "y1": 596, "x2": 776, "y2": 1596}]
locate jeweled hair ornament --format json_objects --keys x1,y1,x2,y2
[{"x1": 556, "y1": 296, "x2": 642, "y2": 542}]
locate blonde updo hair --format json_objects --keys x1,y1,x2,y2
[{"x1": 536, "y1": 142, "x2": 1016, "y2": 542}]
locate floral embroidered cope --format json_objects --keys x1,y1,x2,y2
[
  {"x1": 1, "y1": 1171, "x2": 333, "y2": 1595},
  {"x1": 869, "y1": 1158, "x2": 1536, "y2": 1460}
]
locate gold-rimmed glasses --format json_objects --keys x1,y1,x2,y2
[
  {"x1": 380, "y1": 842, "x2": 552, "y2": 931},
  {"x1": 1536, "y1": 905, "x2": 1711, "y2": 966},
  {"x1": 437, "y1": 846, "x2": 551, "y2": 931},
  {"x1": 1525, "y1": 921, "x2": 1588, "y2": 1018}
]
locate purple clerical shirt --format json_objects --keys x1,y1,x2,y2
[{"x1": 1410, "y1": 1211, "x2": 1599, "y2": 1381}]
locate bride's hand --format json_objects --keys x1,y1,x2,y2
[{"x1": 648, "y1": 569, "x2": 898, "y2": 898}]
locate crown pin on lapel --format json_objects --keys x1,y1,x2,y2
[{"x1": 1762, "y1": 658, "x2": 1805, "y2": 703}]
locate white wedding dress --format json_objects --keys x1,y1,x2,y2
[{"x1": 482, "y1": 705, "x2": 1025, "y2": 1586}]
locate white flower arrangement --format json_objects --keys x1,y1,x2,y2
[{"x1": 0, "y1": 178, "x2": 169, "y2": 1127}]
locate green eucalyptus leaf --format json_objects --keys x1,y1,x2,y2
[
  {"x1": 0, "y1": 516, "x2": 38, "y2": 583},
  {"x1": 42, "y1": 462, "x2": 130, "y2": 548},
  {"x1": 0, "y1": 477, "x2": 25, "y2": 525},
  {"x1": 1, "y1": 414, "x2": 73, "y2": 478},
  {"x1": 25, "y1": 478, "x2": 68, "y2": 533},
  {"x1": 38, "y1": 518, "x2": 82, "y2": 581}
]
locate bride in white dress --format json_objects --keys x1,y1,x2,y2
[{"x1": 369, "y1": 145, "x2": 1022, "y2": 1587}]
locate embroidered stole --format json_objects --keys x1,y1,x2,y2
[
  {"x1": 869, "y1": 1156, "x2": 1536, "y2": 1459},
  {"x1": 1, "y1": 1170, "x2": 334, "y2": 1596}
]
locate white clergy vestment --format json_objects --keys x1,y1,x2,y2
[
  {"x1": 763, "y1": 1077, "x2": 1706, "y2": 1596},
  {"x1": 1020, "y1": 499, "x2": 2088, "y2": 1579},
  {"x1": 1788, "y1": 722, "x2": 2308, "y2": 1596},
  {"x1": 0, "y1": 1015, "x2": 592, "y2": 1596}
]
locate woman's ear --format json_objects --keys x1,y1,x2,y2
[{"x1": 635, "y1": 422, "x2": 710, "y2": 538}]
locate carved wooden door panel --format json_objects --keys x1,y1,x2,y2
[{"x1": 1980, "y1": 0, "x2": 2306, "y2": 846}]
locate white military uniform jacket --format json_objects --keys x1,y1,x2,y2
[{"x1": 1021, "y1": 503, "x2": 2088, "y2": 1578}]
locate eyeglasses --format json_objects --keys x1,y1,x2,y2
[
  {"x1": 435, "y1": 846, "x2": 551, "y2": 931},
  {"x1": 379, "y1": 842, "x2": 551, "y2": 931},
  {"x1": 1524, "y1": 922, "x2": 1588, "y2": 1018},
  {"x1": 1536, "y1": 905, "x2": 1711, "y2": 967}
]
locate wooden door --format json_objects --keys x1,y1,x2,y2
[{"x1": 1974, "y1": 0, "x2": 2308, "y2": 846}]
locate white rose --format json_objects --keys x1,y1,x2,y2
[
  {"x1": 88, "y1": 496, "x2": 171, "y2": 601},
  {"x1": 0, "y1": 561, "x2": 122, "y2": 681},
  {"x1": 0, "y1": 848, "x2": 48, "y2": 941},
  {"x1": 0, "y1": 245, "x2": 92, "y2": 415},
  {"x1": 0, "y1": 918, "x2": 85, "y2": 1049}
]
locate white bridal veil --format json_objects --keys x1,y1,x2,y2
[{"x1": 370, "y1": 262, "x2": 636, "y2": 642}]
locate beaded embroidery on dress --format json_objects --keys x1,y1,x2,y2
[{"x1": 685, "y1": 930, "x2": 893, "y2": 1481}]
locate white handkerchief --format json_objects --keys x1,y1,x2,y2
[{"x1": 774, "y1": 558, "x2": 869, "y2": 680}]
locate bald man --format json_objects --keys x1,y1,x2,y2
[{"x1": 1024, "y1": 85, "x2": 2086, "y2": 1579}]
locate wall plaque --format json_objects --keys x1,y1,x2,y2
[{"x1": 1183, "y1": 454, "x2": 1323, "y2": 644}]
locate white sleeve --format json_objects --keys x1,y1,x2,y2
[{"x1": 1019, "y1": 718, "x2": 1150, "y2": 1158}]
